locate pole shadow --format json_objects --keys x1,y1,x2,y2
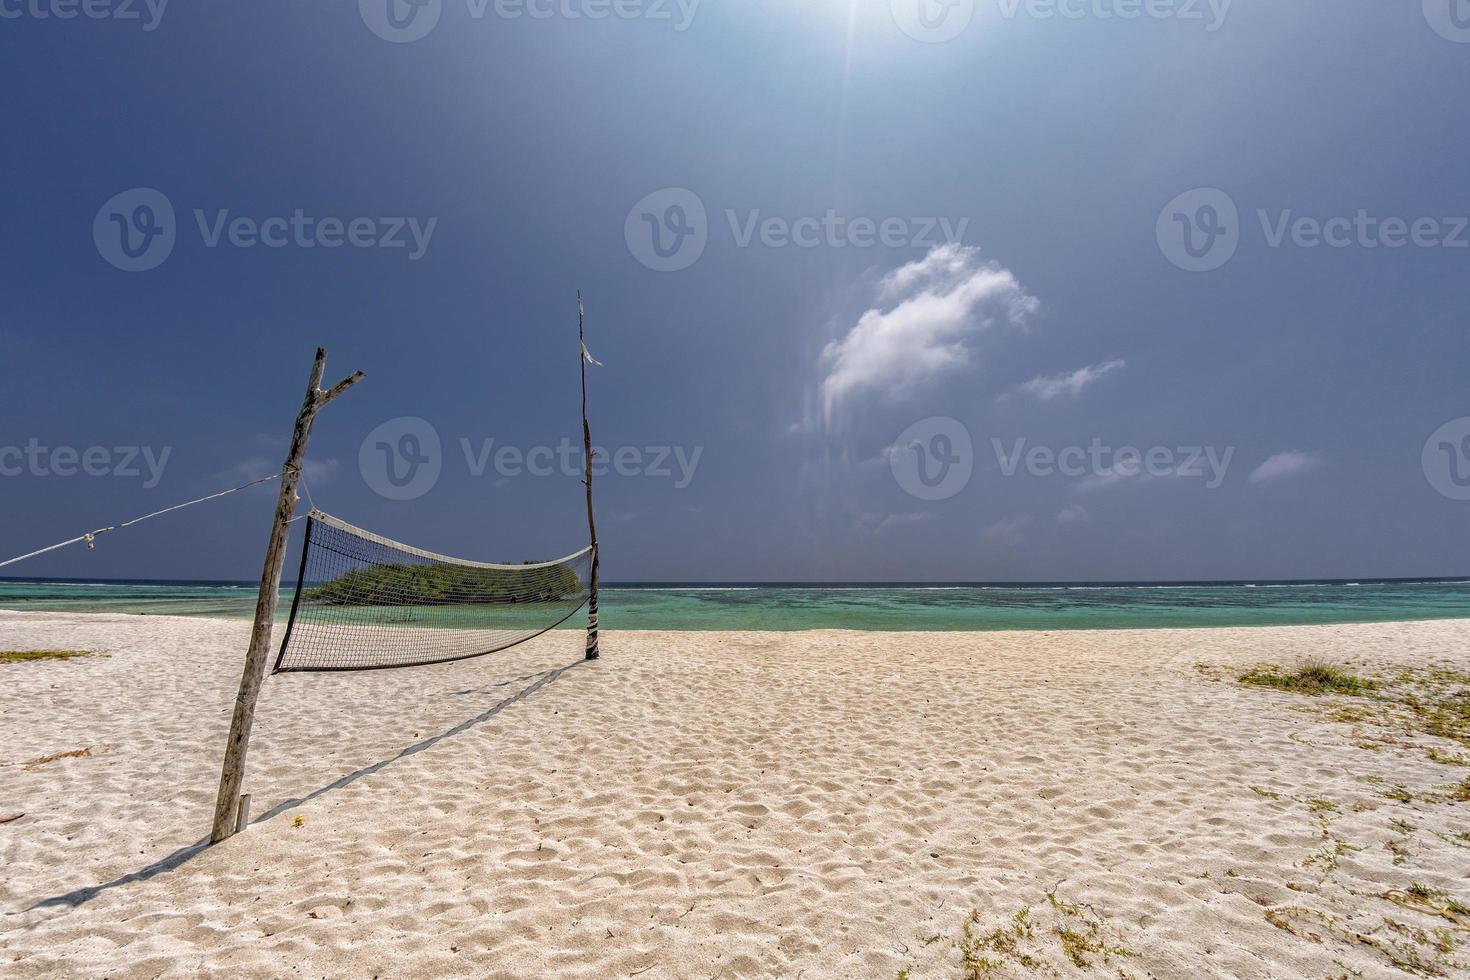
[{"x1": 16, "y1": 657, "x2": 586, "y2": 915}]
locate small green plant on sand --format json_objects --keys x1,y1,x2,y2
[
  {"x1": 1379, "y1": 784, "x2": 1415, "y2": 804},
  {"x1": 920, "y1": 891, "x2": 1137, "y2": 978},
  {"x1": 1268, "y1": 905, "x2": 1468, "y2": 977},
  {"x1": 1238, "y1": 658, "x2": 1375, "y2": 696},
  {"x1": 1045, "y1": 889, "x2": 1138, "y2": 969},
  {"x1": 1247, "y1": 664, "x2": 1468, "y2": 758},
  {"x1": 0, "y1": 650, "x2": 91, "y2": 665},
  {"x1": 1303, "y1": 838, "x2": 1358, "y2": 878},
  {"x1": 1425, "y1": 747, "x2": 1470, "y2": 767},
  {"x1": 957, "y1": 906, "x2": 1043, "y2": 978}
]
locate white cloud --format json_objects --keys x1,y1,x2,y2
[
  {"x1": 1013, "y1": 359, "x2": 1125, "y2": 401},
  {"x1": 981, "y1": 516, "x2": 1030, "y2": 547},
  {"x1": 819, "y1": 244, "x2": 1038, "y2": 422},
  {"x1": 1056, "y1": 503, "x2": 1090, "y2": 524},
  {"x1": 1248, "y1": 451, "x2": 1320, "y2": 484}
]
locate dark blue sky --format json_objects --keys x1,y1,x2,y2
[{"x1": 3, "y1": 0, "x2": 1468, "y2": 582}]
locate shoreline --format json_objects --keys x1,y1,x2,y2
[{"x1": 4, "y1": 605, "x2": 1470, "y2": 634}]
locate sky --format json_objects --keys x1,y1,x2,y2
[{"x1": 2, "y1": 0, "x2": 1468, "y2": 583}]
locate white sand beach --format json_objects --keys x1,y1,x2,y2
[{"x1": 2, "y1": 611, "x2": 1468, "y2": 978}]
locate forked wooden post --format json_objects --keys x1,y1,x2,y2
[
  {"x1": 209, "y1": 348, "x2": 363, "y2": 844},
  {"x1": 579, "y1": 292, "x2": 601, "y2": 660}
]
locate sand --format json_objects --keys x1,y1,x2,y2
[{"x1": 1, "y1": 611, "x2": 1468, "y2": 979}]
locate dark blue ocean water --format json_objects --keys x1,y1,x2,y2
[{"x1": 2, "y1": 577, "x2": 1468, "y2": 631}]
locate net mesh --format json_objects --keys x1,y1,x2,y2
[{"x1": 273, "y1": 511, "x2": 593, "y2": 673}]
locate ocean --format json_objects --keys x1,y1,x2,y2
[{"x1": 2, "y1": 577, "x2": 1468, "y2": 631}]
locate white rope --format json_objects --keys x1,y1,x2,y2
[
  {"x1": 0, "y1": 474, "x2": 280, "y2": 570},
  {"x1": 308, "y1": 509, "x2": 593, "y2": 570}
]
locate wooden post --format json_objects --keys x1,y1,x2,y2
[
  {"x1": 578, "y1": 292, "x2": 600, "y2": 660},
  {"x1": 209, "y1": 348, "x2": 363, "y2": 844}
]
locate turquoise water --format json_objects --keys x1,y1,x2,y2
[{"x1": 2, "y1": 578, "x2": 1469, "y2": 631}]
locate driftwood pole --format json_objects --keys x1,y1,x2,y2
[
  {"x1": 578, "y1": 292, "x2": 600, "y2": 660},
  {"x1": 209, "y1": 348, "x2": 363, "y2": 844}
]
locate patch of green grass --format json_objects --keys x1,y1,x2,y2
[
  {"x1": 1302, "y1": 840, "x2": 1348, "y2": 877},
  {"x1": 956, "y1": 906, "x2": 1044, "y2": 978},
  {"x1": 1239, "y1": 658, "x2": 1375, "y2": 696},
  {"x1": 0, "y1": 650, "x2": 91, "y2": 664},
  {"x1": 1379, "y1": 784, "x2": 1416, "y2": 804},
  {"x1": 1054, "y1": 925, "x2": 1137, "y2": 969},
  {"x1": 1385, "y1": 886, "x2": 1470, "y2": 925},
  {"x1": 1408, "y1": 882, "x2": 1444, "y2": 903},
  {"x1": 1045, "y1": 890, "x2": 1137, "y2": 968},
  {"x1": 1270, "y1": 906, "x2": 1463, "y2": 978},
  {"x1": 924, "y1": 893, "x2": 1138, "y2": 978}
]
